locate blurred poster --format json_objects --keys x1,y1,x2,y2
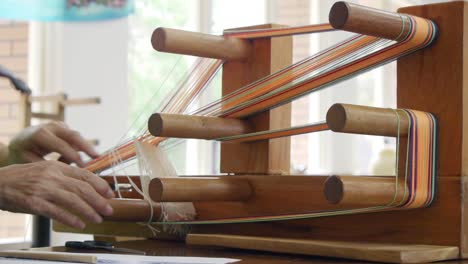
[{"x1": 0, "y1": 0, "x2": 134, "y2": 21}]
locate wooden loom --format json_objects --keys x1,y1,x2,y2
[{"x1": 54, "y1": 1, "x2": 468, "y2": 263}]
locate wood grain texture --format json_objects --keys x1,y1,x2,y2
[
  {"x1": 147, "y1": 113, "x2": 251, "y2": 139},
  {"x1": 104, "y1": 199, "x2": 161, "y2": 222},
  {"x1": 397, "y1": 1, "x2": 463, "y2": 177},
  {"x1": 220, "y1": 24, "x2": 292, "y2": 174},
  {"x1": 53, "y1": 221, "x2": 162, "y2": 239},
  {"x1": 151, "y1": 27, "x2": 252, "y2": 61},
  {"x1": 323, "y1": 176, "x2": 407, "y2": 206},
  {"x1": 187, "y1": 234, "x2": 460, "y2": 264},
  {"x1": 148, "y1": 177, "x2": 253, "y2": 202},
  {"x1": 329, "y1": 1, "x2": 410, "y2": 40},
  {"x1": 326, "y1": 103, "x2": 409, "y2": 137},
  {"x1": 462, "y1": 3, "x2": 468, "y2": 258},
  {"x1": 0, "y1": 250, "x2": 97, "y2": 263},
  {"x1": 193, "y1": 177, "x2": 461, "y2": 247}
]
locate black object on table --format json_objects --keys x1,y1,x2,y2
[{"x1": 65, "y1": 240, "x2": 146, "y2": 255}]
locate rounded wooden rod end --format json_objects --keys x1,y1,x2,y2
[
  {"x1": 328, "y1": 1, "x2": 410, "y2": 40},
  {"x1": 151, "y1": 27, "x2": 167, "y2": 51},
  {"x1": 326, "y1": 103, "x2": 347, "y2": 133},
  {"x1": 329, "y1": 2, "x2": 349, "y2": 30},
  {"x1": 148, "y1": 178, "x2": 164, "y2": 202},
  {"x1": 323, "y1": 175, "x2": 343, "y2": 204},
  {"x1": 148, "y1": 113, "x2": 164, "y2": 137},
  {"x1": 151, "y1": 27, "x2": 251, "y2": 61},
  {"x1": 147, "y1": 113, "x2": 251, "y2": 139},
  {"x1": 326, "y1": 103, "x2": 409, "y2": 137},
  {"x1": 104, "y1": 199, "x2": 161, "y2": 222}
]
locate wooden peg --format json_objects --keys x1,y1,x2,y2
[
  {"x1": 104, "y1": 199, "x2": 161, "y2": 222},
  {"x1": 326, "y1": 103, "x2": 409, "y2": 137},
  {"x1": 148, "y1": 177, "x2": 253, "y2": 202},
  {"x1": 30, "y1": 112, "x2": 62, "y2": 121},
  {"x1": 152, "y1": 27, "x2": 252, "y2": 61},
  {"x1": 148, "y1": 113, "x2": 251, "y2": 139},
  {"x1": 323, "y1": 175, "x2": 408, "y2": 207},
  {"x1": 329, "y1": 1, "x2": 411, "y2": 40},
  {"x1": 61, "y1": 97, "x2": 101, "y2": 106}
]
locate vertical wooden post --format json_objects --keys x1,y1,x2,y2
[
  {"x1": 220, "y1": 24, "x2": 292, "y2": 175},
  {"x1": 397, "y1": 0, "x2": 468, "y2": 256},
  {"x1": 56, "y1": 93, "x2": 67, "y2": 122},
  {"x1": 18, "y1": 94, "x2": 31, "y2": 127}
]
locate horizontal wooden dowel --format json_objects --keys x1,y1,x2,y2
[
  {"x1": 152, "y1": 27, "x2": 252, "y2": 61},
  {"x1": 329, "y1": 1, "x2": 411, "y2": 40},
  {"x1": 30, "y1": 112, "x2": 62, "y2": 120},
  {"x1": 0, "y1": 251, "x2": 97, "y2": 264},
  {"x1": 29, "y1": 94, "x2": 65, "y2": 103},
  {"x1": 323, "y1": 175, "x2": 408, "y2": 206},
  {"x1": 29, "y1": 94, "x2": 100, "y2": 106},
  {"x1": 148, "y1": 113, "x2": 251, "y2": 139},
  {"x1": 326, "y1": 103, "x2": 409, "y2": 137},
  {"x1": 61, "y1": 97, "x2": 101, "y2": 106},
  {"x1": 104, "y1": 199, "x2": 161, "y2": 222},
  {"x1": 148, "y1": 177, "x2": 253, "y2": 202}
]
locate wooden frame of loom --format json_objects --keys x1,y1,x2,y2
[{"x1": 54, "y1": 1, "x2": 468, "y2": 263}]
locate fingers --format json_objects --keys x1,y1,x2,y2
[
  {"x1": 33, "y1": 163, "x2": 114, "y2": 229},
  {"x1": 0, "y1": 161, "x2": 114, "y2": 230},
  {"x1": 9, "y1": 122, "x2": 99, "y2": 167},
  {"x1": 30, "y1": 198, "x2": 85, "y2": 230},
  {"x1": 59, "y1": 163, "x2": 114, "y2": 199},
  {"x1": 48, "y1": 123, "x2": 99, "y2": 159},
  {"x1": 65, "y1": 177, "x2": 114, "y2": 217},
  {"x1": 33, "y1": 129, "x2": 84, "y2": 167},
  {"x1": 49, "y1": 189, "x2": 104, "y2": 224}
]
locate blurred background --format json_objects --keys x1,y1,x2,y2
[{"x1": 0, "y1": 0, "x2": 446, "y2": 249}]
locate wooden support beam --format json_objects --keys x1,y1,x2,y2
[
  {"x1": 148, "y1": 177, "x2": 253, "y2": 202},
  {"x1": 326, "y1": 103, "x2": 409, "y2": 137},
  {"x1": 187, "y1": 234, "x2": 460, "y2": 264},
  {"x1": 61, "y1": 97, "x2": 100, "y2": 106},
  {"x1": 329, "y1": 1, "x2": 412, "y2": 40},
  {"x1": 104, "y1": 199, "x2": 160, "y2": 222},
  {"x1": 30, "y1": 112, "x2": 62, "y2": 121},
  {"x1": 29, "y1": 94, "x2": 66, "y2": 103},
  {"x1": 152, "y1": 27, "x2": 252, "y2": 61},
  {"x1": 220, "y1": 24, "x2": 292, "y2": 174},
  {"x1": 323, "y1": 175, "x2": 408, "y2": 207},
  {"x1": 148, "y1": 113, "x2": 251, "y2": 139},
  {"x1": 29, "y1": 94, "x2": 100, "y2": 106}
]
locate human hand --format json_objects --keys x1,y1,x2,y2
[
  {"x1": 0, "y1": 160, "x2": 114, "y2": 229},
  {"x1": 8, "y1": 122, "x2": 98, "y2": 167}
]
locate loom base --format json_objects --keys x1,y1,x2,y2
[{"x1": 186, "y1": 234, "x2": 460, "y2": 263}]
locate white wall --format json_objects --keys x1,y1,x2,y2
[
  {"x1": 58, "y1": 19, "x2": 129, "y2": 153},
  {"x1": 30, "y1": 18, "x2": 130, "y2": 245}
]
